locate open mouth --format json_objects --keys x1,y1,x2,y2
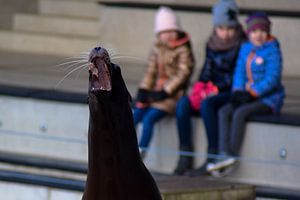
[{"x1": 89, "y1": 59, "x2": 112, "y2": 93}]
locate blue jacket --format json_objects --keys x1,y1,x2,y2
[
  {"x1": 233, "y1": 38, "x2": 285, "y2": 113},
  {"x1": 199, "y1": 44, "x2": 241, "y2": 92}
]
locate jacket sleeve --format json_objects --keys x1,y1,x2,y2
[
  {"x1": 139, "y1": 48, "x2": 158, "y2": 90},
  {"x1": 163, "y1": 46, "x2": 194, "y2": 95},
  {"x1": 248, "y1": 43, "x2": 283, "y2": 97},
  {"x1": 199, "y1": 46, "x2": 213, "y2": 82},
  {"x1": 232, "y1": 44, "x2": 247, "y2": 91}
]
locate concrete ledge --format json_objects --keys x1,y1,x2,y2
[
  {"x1": 158, "y1": 177, "x2": 255, "y2": 200},
  {"x1": 0, "y1": 170, "x2": 255, "y2": 200},
  {"x1": 142, "y1": 116, "x2": 300, "y2": 191},
  {"x1": 0, "y1": 151, "x2": 87, "y2": 174},
  {"x1": 0, "y1": 89, "x2": 299, "y2": 192}
]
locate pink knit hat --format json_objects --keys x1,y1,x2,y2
[{"x1": 154, "y1": 6, "x2": 181, "y2": 34}]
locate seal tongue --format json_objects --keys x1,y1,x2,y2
[
  {"x1": 98, "y1": 62, "x2": 111, "y2": 91},
  {"x1": 89, "y1": 62, "x2": 111, "y2": 92}
]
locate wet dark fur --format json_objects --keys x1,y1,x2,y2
[{"x1": 82, "y1": 47, "x2": 162, "y2": 200}]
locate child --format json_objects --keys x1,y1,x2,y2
[
  {"x1": 175, "y1": 0, "x2": 246, "y2": 176},
  {"x1": 134, "y1": 6, "x2": 194, "y2": 159},
  {"x1": 207, "y1": 12, "x2": 285, "y2": 174}
]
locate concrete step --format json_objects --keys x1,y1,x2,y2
[
  {"x1": 38, "y1": 0, "x2": 100, "y2": 19},
  {"x1": 0, "y1": 49, "x2": 143, "y2": 94},
  {"x1": 13, "y1": 13, "x2": 100, "y2": 38},
  {"x1": 0, "y1": 30, "x2": 99, "y2": 57},
  {"x1": 158, "y1": 177, "x2": 255, "y2": 200}
]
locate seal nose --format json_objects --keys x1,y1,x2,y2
[{"x1": 94, "y1": 47, "x2": 102, "y2": 51}]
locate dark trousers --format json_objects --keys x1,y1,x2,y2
[
  {"x1": 201, "y1": 92, "x2": 231, "y2": 154},
  {"x1": 176, "y1": 92, "x2": 231, "y2": 152},
  {"x1": 218, "y1": 101, "x2": 272, "y2": 156}
]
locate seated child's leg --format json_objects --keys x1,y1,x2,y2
[
  {"x1": 139, "y1": 108, "x2": 167, "y2": 148},
  {"x1": 218, "y1": 103, "x2": 235, "y2": 155},
  {"x1": 176, "y1": 96, "x2": 194, "y2": 148},
  {"x1": 208, "y1": 102, "x2": 271, "y2": 174},
  {"x1": 133, "y1": 107, "x2": 148, "y2": 126},
  {"x1": 230, "y1": 101, "x2": 272, "y2": 155},
  {"x1": 201, "y1": 92, "x2": 231, "y2": 155}
]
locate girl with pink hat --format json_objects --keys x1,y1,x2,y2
[{"x1": 133, "y1": 6, "x2": 195, "y2": 159}]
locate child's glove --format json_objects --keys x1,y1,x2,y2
[
  {"x1": 230, "y1": 91, "x2": 255, "y2": 108},
  {"x1": 136, "y1": 88, "x2": 149, "y2": 103},
  {"x1": 149, "y1": 90, "x2": 169, "y2": 102}
]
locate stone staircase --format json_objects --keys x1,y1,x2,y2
[
  {"x1": 0, "y1": 0, "x2": 143, "y2": 94},
  {"x1": 0, "y1": 0, "x2": 101, "y2": 57}
]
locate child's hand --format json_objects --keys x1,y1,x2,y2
[
  {"x1": 135, "y1": 102, "x2": 149, "y2": 109},
  {"x1": 149, "y1": 90, "x2": 169, "y2": 102},
  {"x1": 230, "y1": 91, "x2": 255, "y2": 108},
  {"x1": 136, "y1": 88, "x2": 150, "y2": 103}
]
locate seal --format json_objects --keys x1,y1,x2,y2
[{"x1": 82, "y1": 47, "x2": 162, "y2": 200}]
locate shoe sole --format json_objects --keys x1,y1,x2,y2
[
  {"x1": 210, "y1": 162, "x2": 239, "y2": 177},
  {"x1": 207, "y1": 158, "x2": 236, "y2": 172}
]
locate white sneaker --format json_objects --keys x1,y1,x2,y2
[
  {"x1": 206, "y1": 157, "x2": 237, "y2": 172},
  {"x1": 206, "y1": 162, "x2": 216, "y2": 172}
]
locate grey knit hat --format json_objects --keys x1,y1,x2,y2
[{"x1": 212, "y1": 0, "x2": 239, "y2": 27}]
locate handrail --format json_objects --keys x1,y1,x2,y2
[
  {"x1": 0, "y1": 169, "x2": 84, "y2": 191},
  {"x1": 0, "y1": 84, "x2": 87, "y2": 104},
  {"x1": 0, "y1": 151, "x2": 87, "y2": 174}
]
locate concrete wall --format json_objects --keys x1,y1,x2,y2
[
  {"x1": 1, "y1": 95, "x2": 300, "y2": 191},
  {"x1": 101, "y1": 0, "x2": 300, "y2": 11},
  {"x1": 142, "y1": 117, "x2": 300, "y2": 191},
  {"x1": 0, "y1": 95, "x2": 88, "y2": 162},
  {"x1": 97, "y1": 4, "x2": 300, "y2": 78}
]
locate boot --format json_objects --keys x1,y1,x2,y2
[
  {"x1": 173, "y1": 146, "x2": 194, "y2": 176},
  {"x1": 186, "y1": 157, "x2": 215, "y2": 177},
  {"x1": 186, "y1": 149, "x2": 217, "y2": 177}
]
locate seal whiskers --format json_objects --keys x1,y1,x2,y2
[{"x1": 55, "y1": 63, "x2": 88, "y2": 89}]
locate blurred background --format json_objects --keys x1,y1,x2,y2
[{"x1": 0, "y1": 0, "x2": 299, "y2": 199}]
